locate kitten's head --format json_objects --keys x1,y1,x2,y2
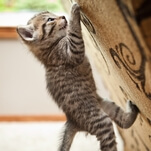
[{"x1": 17, "y1": 11, "x2": 67, "y2": 49}]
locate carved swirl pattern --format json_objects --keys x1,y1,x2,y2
[
  {"x1": 110, "y1": 43, "x2": 151, "y2": 100},
  {"x1": 109, "y1": 0, "x2": 151, "y2": 100},
  {"x1": 80, "y1": 12, "x2": 96, "y2": 34},
  {"x1": 80, "y1": 13, "x2": 111, "y2": 74}
]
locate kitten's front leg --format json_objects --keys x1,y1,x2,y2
[
  {"x1": 67, "y1": 3, "x2": 85, "y2": 65},
  {"x1": 69, "y1": 3, "x2": 81, "y2": 33}
]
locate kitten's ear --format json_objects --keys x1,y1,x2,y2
[{"x1": 17, "y1": 25, "x2": 35, "y2": 41}]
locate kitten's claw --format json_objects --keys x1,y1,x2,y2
[
  {"x1": 127, "y1": 100, "x2": 139, "y2": 113},
  {"x1": 71, "y1": 2, "x2": 80, "y2": 14}
]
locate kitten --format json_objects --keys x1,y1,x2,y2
[{"x1": 17, "y1": 3, "x2": 139, "y2": 151}]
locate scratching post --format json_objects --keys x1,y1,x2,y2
[{"x1": 62, "y1": 0, "x2": 151, "y2": 150}]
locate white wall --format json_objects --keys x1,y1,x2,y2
[{"x1": 0, "y1": 39, "x2": 62, "y2": 115}]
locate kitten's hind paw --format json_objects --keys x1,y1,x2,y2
[{"x1": 126, "y1": 100, "x2": 139, "y2": 113}]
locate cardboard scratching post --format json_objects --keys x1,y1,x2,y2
[{"x1": 62, "y1": 0, "x2": 151, "y2": 150}]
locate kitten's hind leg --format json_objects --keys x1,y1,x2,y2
[
  {"x1": 100, "y1": 98, "x2": 139, "y2": 129},
  {"x1": 59, "y1": 121, "x2": 78, "y2": 151},
  {"x1": 89, "y1": 111, "x2": 117, "y2": 151}
]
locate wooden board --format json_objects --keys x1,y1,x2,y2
[{"x1": 62, "y1": 0, "x2": 151, "y2": 151}]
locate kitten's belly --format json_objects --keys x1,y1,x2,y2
[{"x1": 46, "y1": 69, "x2": 97, "y2": 109}]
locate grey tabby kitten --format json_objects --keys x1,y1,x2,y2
[{"x1": 17, "y1": 3, "x2": 139, "y2": 151}]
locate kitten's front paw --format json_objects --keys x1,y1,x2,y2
[
  {"x1": 127, "y1": 100, "x2": 139, "y2": 113},
  {"x1": 71, "y1": 2, "x2": 80, "y2": 14}
]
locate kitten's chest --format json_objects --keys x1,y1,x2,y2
[
  {"x1": 46, "y1": 66, "x2": 75, "y2": 94},
  {"x1": 46, "y1": 62, "x2": 92, "y2": 89}
]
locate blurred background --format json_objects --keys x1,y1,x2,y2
[
  {"x1": 0, "y1": 0, "x2": 64, "y2": 12},
  {"x1": 0, "y1": 0, "x2": 65, "y2": 116},
  {"x1": 0, "y1": 0, "x2": 123, "y2": 151}
]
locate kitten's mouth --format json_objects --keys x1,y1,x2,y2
[{"x1": 59, "y1": 21, "x2": 67, "y2": 30}]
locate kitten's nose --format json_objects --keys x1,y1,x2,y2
[
  {"x1": 60, "y1": 16, "x2": 66, "y2": 20},
  {"x1": 62, "y1": 16, "x2": 65, "y2": 19}
]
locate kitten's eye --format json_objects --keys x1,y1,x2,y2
[{"x1": 47, "y1": 18, "x2": 55, "y2": 22}]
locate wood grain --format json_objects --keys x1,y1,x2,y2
[
  {"x1": 0, "y1": 115, "x2": 66, "y2": 122},
  {"x1": 0, "y1": 27, "x2": 18, "y2": 39}
]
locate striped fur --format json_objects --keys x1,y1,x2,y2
[{"x1": 17, "y1": 3, "x2": 139, "y2": 151}]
